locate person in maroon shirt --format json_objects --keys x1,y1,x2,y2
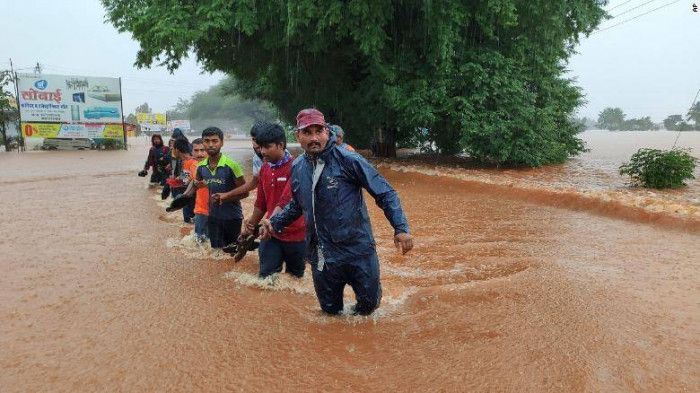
[{"x1": 240, "y1": 122, "x2": 306, "y2": 278}]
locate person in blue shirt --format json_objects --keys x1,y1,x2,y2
[
  {"x1": 261, "y1": 108, "x2": 413, "y2": 315},
  {"x1": 195, "y1": 127, "x2": 248, "y2": 250}
]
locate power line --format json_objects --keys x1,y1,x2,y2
[
  {"x1": 608, "y1": 0, "x2": 636, "y2": 11},
  {"x1": 594, "y1": 0, "x2": 681, "y2": 34},
  {"x1": 612, "y1": 0, "x2": 661, "y2": 18}
]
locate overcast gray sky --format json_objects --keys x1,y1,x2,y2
[
  {"x1": 0, "y1": 0, "x2": 224, "y2": 115},
  {"x1": 568, "y1": 0, "x2": 700, "y2": 122},
  {"x1": 1, "y1": 0, "x2": 698, "y2": 122}
]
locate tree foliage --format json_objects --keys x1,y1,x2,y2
[
  {"x1": 597, "y1": 107, "x2": 658, "y2": 131},
  {"x1": 135, "y1": 102, "x2": 152, "y2": 114},
  {"x1": 597, "y1": 107, "x2": 625, "y2": 130},
  {"x1": 664, "y1": 114, "x2": 696, "y2": 131},
  {"x1": 185, "y1": 77, "x2": 276, "y2": 123},
  {"x1": 103, "y1": 0, "x2": 607, "y2": 165},
  {"x1": 620, "y1": 148, "x2": 697, "y2": 189},
  {"x1": 166, "y1": 98, "x2": 191, "y2": 120},
  {"x1": 0, "y1": 70, "x2": 20, "y2": 151},
  {"x1": 686, "y1": 101, "x2": 700, "y2": 127}
]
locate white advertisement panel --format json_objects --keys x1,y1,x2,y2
[
  {"x1": 167, "y1": 119, "x2": 191, "y2": 132},
  {"x1": 17, "y1": 73, "x2": 122, "y2": 124}
]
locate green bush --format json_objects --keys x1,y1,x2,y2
[
  {"x1": 96, "y1": 138, "x2": 125, "y2": 150},
  {"x1": 619, "y1": 148, "x2": 697, "y2": 189}
]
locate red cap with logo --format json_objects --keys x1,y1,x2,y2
[{"x1": 295, "y1": 108, "x2": 326, "y2": 130}]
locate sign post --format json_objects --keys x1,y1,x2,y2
[{"x1": 119, "y1": 77, "x2": 127, "y2": 150}]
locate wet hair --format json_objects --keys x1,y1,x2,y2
[
  {"x1": 191, "y1": 138, "x2": 203, "y2": 146},
  {"x1": 174, "y1": 138, "x2": 191, "y2": 154},
  {"x1": 253, "y1": 122, "x2": 286, "y2": 147},
  {"x1": 151, "y1": 134, "x2": 163, "y2": 145},
  {"x1": 202, "y1": 127, "x2": 223, "y2": 140}
]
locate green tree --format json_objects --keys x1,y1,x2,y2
[
  {"x1": 166, "y1": 98, "x2": 190, "y2": 120},
  {"x1": 597, "y1": 107, "x2": 625, "y2": 130},
  {"x1": 179, "y1": 77, "x2": 277, "y2": 131},
  {"x1": 135, "y1": 102, "x2": 151, "y2": 114},
  {"x1": 663, "y1": 114, "x2": 683, "y2": 131},
  {"x1": 103, "y1": 0, "x2": 607, "y2": 165},
  {"x1": 0, "y1": 71, "x2": 20, "y2": 151},
  {"x1": 687, "y1": 102, "x2": 700, "y2": 128},
  {"x1": 620, "y1": 116, "x2": 658, "y2": 131}
]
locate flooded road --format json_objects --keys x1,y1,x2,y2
[{"x1": 1, "y1": 134, "x2": 698, "y2": 392}]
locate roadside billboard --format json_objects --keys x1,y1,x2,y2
[
  {"x1": 136, "y1": 112, "x2": 166, "y2": 133},
  {"x1": 17, "y1": 73, "x2": 124, "y2": 140},
  {"x1": 136, "y1": 113, "x2": 166, "y2": 124},
  {"x1": 167, "y1": 119, "x2": 191, "y2": 132}
]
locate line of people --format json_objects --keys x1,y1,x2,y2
[{"x1": 139, "y1": 109, "x2": 413, "y2": 315}]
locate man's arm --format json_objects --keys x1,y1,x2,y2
[
  {"x1": 214, "y1": 176, "x2": 248, "y2": 204},
  {"x1": 183, "y1": 181, "x2": 196, "y2": 197},
  {"x1": 242, "y1": 169, "x2": 268, "y2": 236},
  {"x1": 224, "y1": 175, "x2": 258, "y2": 199},
  {"x1": 144, "y1": 149, "x2": 154, "y2": 171},
  {"x1": 242, "y1": 207, "x2": 266, "y2": 238},
  {"x1": 217, "y1": 160, "x2": 250, "y2": 202},
  {"x1": 348, "y1": 155, "x2": 413, "y2": 253}
]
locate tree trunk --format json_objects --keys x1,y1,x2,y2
[
  {"x1": 372, "y1": 126, "x2": 397, "y2": 158},
  {"x1": 0, "y1": 120, "x2": 8, "y2": 152}
]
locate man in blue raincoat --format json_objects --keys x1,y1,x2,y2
[{"x1": 261, "y1": 108, "x2": 413, "y2": 315}]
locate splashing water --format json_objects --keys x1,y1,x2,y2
[{"x1": 166, "y1": 233, "x2": 231, "y2": 260}]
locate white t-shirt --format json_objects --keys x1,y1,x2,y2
[{"x1": 252, "y1": 153, "x2": 263, "y2": 177}]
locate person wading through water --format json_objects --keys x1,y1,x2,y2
[
  {"x1": 261, "y1": 108, "x2": 413, "y2": 315},
  {"x1": 139, "y1": 134, "x2": 169, "y2": 185},
  {"x1": 240, "y1": 122, "x2": 306, "y2": 278},
  {"x1": 195, "y1": 127, "x2": 248, "y2": 250}
]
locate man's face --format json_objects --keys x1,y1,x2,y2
[
  {"x1": 192, "y1": 143, "x2": 206, "y2": 160},
  {"x1": 252, "y1": 139, "x2": 263, "y2": 159},
  {"x1": 335, "y1": 134, "x2": 344, "y2": 145},
  {"x1": 260, "y1": 142, "x2": 285, "y2": 163},
  {"x1": 296, "y1": 125, "x2": 329, "y2": 155},
  {"x1": 203, "y1": 135, "x2": 223, "y2": 157}
]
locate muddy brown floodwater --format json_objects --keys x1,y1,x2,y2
[{"x1": 1, "y1": 133, "x2": 698, "y2": 392}]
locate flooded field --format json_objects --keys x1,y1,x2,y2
[
  {"x1": 379, "y1": 131, "x2": 700, "y2": 227},
  {"x1": 0, "y1": 133, "x2": 698, "y2": 392}
]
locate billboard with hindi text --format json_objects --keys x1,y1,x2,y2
[{"x1": 17, "y1": 73, "x2": 124, "y2": 140}]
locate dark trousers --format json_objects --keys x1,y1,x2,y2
[
  {"x1": 311, "y1": 253, "x2": 382, "y2": 316},
  {"x1": 207, "y1": 217, "x2": 242, "y2": 249},
  {"x1": 150, "y1": 170, "x2": 167, "y2": 185},
  {"x1": 194, "y1": 214, "x2": 208, "y2": 240},
  {"x1": 182, "y1": 199, "x2": 195, "y2": 223},
  {"x1": 258, "y1": 237, "x2": 306, "y2": 278}
]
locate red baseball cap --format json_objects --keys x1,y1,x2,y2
[{"x1": 295, "y1": 108, "x2": 326, "y2": 130}]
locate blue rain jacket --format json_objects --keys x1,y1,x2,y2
[{"x1": 270, "y1": 137, "x2": 409, "y2": 266}]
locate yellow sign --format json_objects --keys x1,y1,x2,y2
[
  {"x1": 136, "y1": 112, "x2": 166, "y2": 125},
  {"x1": 21, "y1": 123, "x2": 61, "y2": 138},
  {"x1": 22, "y1": 122, "x2": 124, "y2": 139}
]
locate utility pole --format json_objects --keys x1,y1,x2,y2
[{"x1": 9, "y1": 58, "x2": 24, "y2": 152}]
